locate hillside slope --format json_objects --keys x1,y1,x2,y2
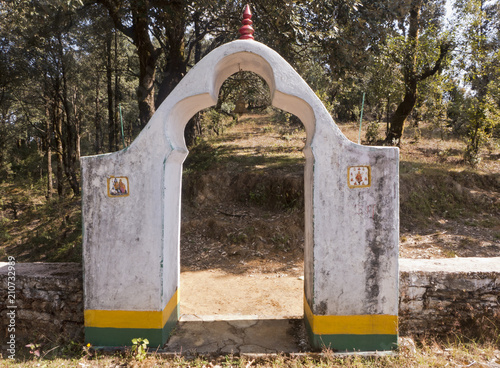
[{"x1": 0, "y1": 113, "x2": 498, "y2": 266}]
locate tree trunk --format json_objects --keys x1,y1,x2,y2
[
  {"x1": 386, "y1": 96, "x2": 391, "y2": 135},
  {"x1": 193, "y1": 11, "x2": 202, "y2": 64},
  {"x1": 94, "y1": 63, "x2": 102, "y2": 154},
  {"x1": 54, "y1": 100, "x2": 64, "y2": 197},
  {"x1": 132, "y1": 3, "x2": 158, "y2": 128},
  {"x1": 184, "y1": 113, "x2": 201, "y2": 148},
  {"x1": 106, "y1": 29, "x2": 116, "y2": 151},
  {"x1": 45, "y1": 101, "x2": 53, "y2": 199},
  {"x1": 99, "y1": 0, "x2": 161, "y2": 129},
  {"x1": 73, "y1": 88, "x2": 81, "y2": 161},
  {"x1": 385, "y1": 0, "x2": 450, "y2": 145},
  {"x1": 386, "y1": 83, "x2": 417, "y2": 145},
  {"x1": 385, "y1": 0, "x2": 421, "y2": 145},
  {"x1": 137, "y1": 56, "x2": 156, "y2": 128},
  {"x1": 114, "y1": 30, "x2": 121, "y2": 148},
  {"x1": 58, "y1": 34, "x2": 80, "y2": 196},
  {"x1": 155, "y1": 1, "x2": 186, "y2": 108}
]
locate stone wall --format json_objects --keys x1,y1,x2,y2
[
  {"x1": 399, "y1": 257, "x2": 500, "y2": 339},
  {"x1": 1, "y1": 258, "x2": 499, "y2": 345},
  {"x1": 0, "y1": 262, "x2": 83, "y2": 345}
]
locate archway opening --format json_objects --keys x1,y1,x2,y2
[
  {"x1": 181, "y1": 71, "x2": 306, "y2": 316},
  {"x1": 171, "y1": 71, "x2": 308, "y2": 351}
]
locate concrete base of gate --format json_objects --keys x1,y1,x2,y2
[
  {"x1": 163, "y1": 315, "x2": 308, "y2": 354},
  {"x1": 162, "y1": 314, "x2": 397, "y2": 355}
]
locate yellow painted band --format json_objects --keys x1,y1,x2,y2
[
  {"x1": 304, "y1": 296, "x2": 397, "y2": 335},
  {"x1": 85, "y1": 289, "x2": 179, "y2": 329},
  {"x1": 162, "y1": 287, "x2": 180, "y2": 324}
]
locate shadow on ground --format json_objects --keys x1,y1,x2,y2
[{"x1": 163, "y1": 315, "x2": 309, "y2": 355}]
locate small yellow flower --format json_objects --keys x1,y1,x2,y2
[{"x1": 87, "y1": 343, "x2": 91, "y2": 347}]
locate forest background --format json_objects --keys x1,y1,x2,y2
[{"x1": 0, "y1": 0, "x2": 499, "y2": 255}]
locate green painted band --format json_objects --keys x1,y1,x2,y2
[
  {"x1": 305, "y1": 315, "x2": 397, "y2": 352},
  {"x1": 85, "y1": 304, "x2": 179, "y2": 347},
  {"x1": 85, "y1": 327, "x2": 164, "y2": 347}
]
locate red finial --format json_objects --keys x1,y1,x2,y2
[{"x1": 239, "y1": 4, "x2": 254, "y2": 40}]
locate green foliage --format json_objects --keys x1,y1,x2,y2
[
  {"x1": 218, "y1": 71, "x2": 271, "y2": 111},
  {"x1": 447, "y1": 85, "x2": 469, "y2": 135},
  {"x1": 452, "y1": 0, "x2": 500, "y2": 164},
  {"x1": 363, "y1": 39, "x2": 405, "y2": 124},
  {"x1": 270, "y1": 108, "x2": 293, "y2": 125},
  {"x1": 131, "y1": 337, "x2": 149, "y2": 361},
  {"x1": 183, "y1": 139, "x2": 222, "y2": 174},
  {"x1": 200, "y1": 109, "x2": 234, "y2": 136},
  {"x1": 365, "y1": 121, "x2": 380, "y2": 143},
  {"x1": 417, "y1": 73, "x2": 454, "y2": 137},
  {"x1": 9, "y1": 144, "x2": 44, "y2": 182},
  {"x1": 315, "y1": 91, "x2": 335, "y2": 116},
  {"x1": 0, "y1": 0, "x2": 498, "y2": 177},
  {"x1": 463, "y1": 96, "x2": 499, "y2": 165}
]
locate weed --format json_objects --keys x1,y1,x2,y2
[
  {"x1": 81, "y1": 342, "x2": 94, "y2": 359},
  {"x1": 478, "y1": 218, "x2": 497, "y2": 228},
  {"x1": 25, "y1": 343, "x2": 41, "y2": 359},
  {"x1": 271, "y1": 233, "x2": 289, "y2": 245},
  {"x1": 131, "y1": 337, "x2": 149, "y2": 361},
  {"x1": 444, "y1": 250, "x2": 457, "y2": 258},
  {"x1": 465, "y1": 220, "x2": 478, "y2": 227},
  {"x1": 263, "y1": 125, "x2": 274, "y2": 133},
  {"x1": 459, "y1": 236, "x2": 476, "y2": 247},
  {"x1": 249, "y1": 187, "x2": 268, "y2": 205},
  {"x1": 365, "y1": 121, "x2": 380, "y2": 143},
  {"x1": 227, "y1": 232, "x2": 248, "y2": 244}
]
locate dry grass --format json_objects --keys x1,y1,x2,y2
[
  {"x1": 2, "y1": 338, "x2": 500, "y2": 367},
  {"x1": 339, "y1": 119, "x2": 500, "y2": 173}
]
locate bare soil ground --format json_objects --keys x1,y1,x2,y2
[{"x1": 179, "y1": 113, "x2": 500, "y2": 316}]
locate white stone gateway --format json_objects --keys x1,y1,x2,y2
[{"x1": 81, "y1": 38, "x2": 399, "y2": 352}]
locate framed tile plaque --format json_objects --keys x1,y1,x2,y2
[
  {"x1": 347, "y1": 166, "x2": 371, "y2": 188},
  {"x1": 107, "y1": 176, "x2": 129, "y2": 197}
]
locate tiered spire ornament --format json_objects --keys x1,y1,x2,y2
[{"x1": 239, "y1": 4, "x2": 254, "y2": 40}]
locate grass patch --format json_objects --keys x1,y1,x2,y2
[{"x1": 2, "y1": 337, "x2": 500, "y2": 367}]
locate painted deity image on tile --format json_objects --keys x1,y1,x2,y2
[{"x1": 107, "y1": 176, "x2": 129, "y2": 197}]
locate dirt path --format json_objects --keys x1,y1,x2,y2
[{"x1": 180, "y1": 270, "x2": 303, "y2": 316}]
